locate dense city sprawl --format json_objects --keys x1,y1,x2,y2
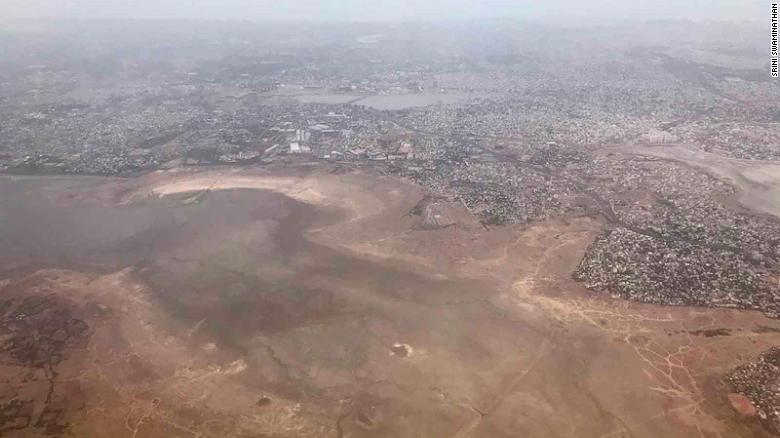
[{"x1": 728, "y1": 347, "x2": 780, "y2": 434}]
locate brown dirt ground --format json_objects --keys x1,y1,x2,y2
[{"x1": 0, "y1": 165, "x2": 777, "y2": 437}]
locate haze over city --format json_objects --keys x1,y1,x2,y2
[{"x1": 1, "y1": 0, "x2": 766, "y2": 21}]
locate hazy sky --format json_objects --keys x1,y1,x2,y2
[{"x1": 0, "y1": 0, "x2": 766, "y2": 22}]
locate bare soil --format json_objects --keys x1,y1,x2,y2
[{"x1": 0, "y1": 165, "x2": 777, "y2": 437}]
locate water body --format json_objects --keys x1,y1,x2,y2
[
  {"x1": 276, "y1": 92, "x2": 482, "y2": 109},
  {"x1": 353, "y1": 93, "x2": 480, "y2": 110}
]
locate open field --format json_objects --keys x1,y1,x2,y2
[{"x1": 0, "y1": 166, "x2": 777, "y2": 437}]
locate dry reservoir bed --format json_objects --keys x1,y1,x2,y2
[{"x1": 0, "y1": 165, "x2": 778, "y2": 437}]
